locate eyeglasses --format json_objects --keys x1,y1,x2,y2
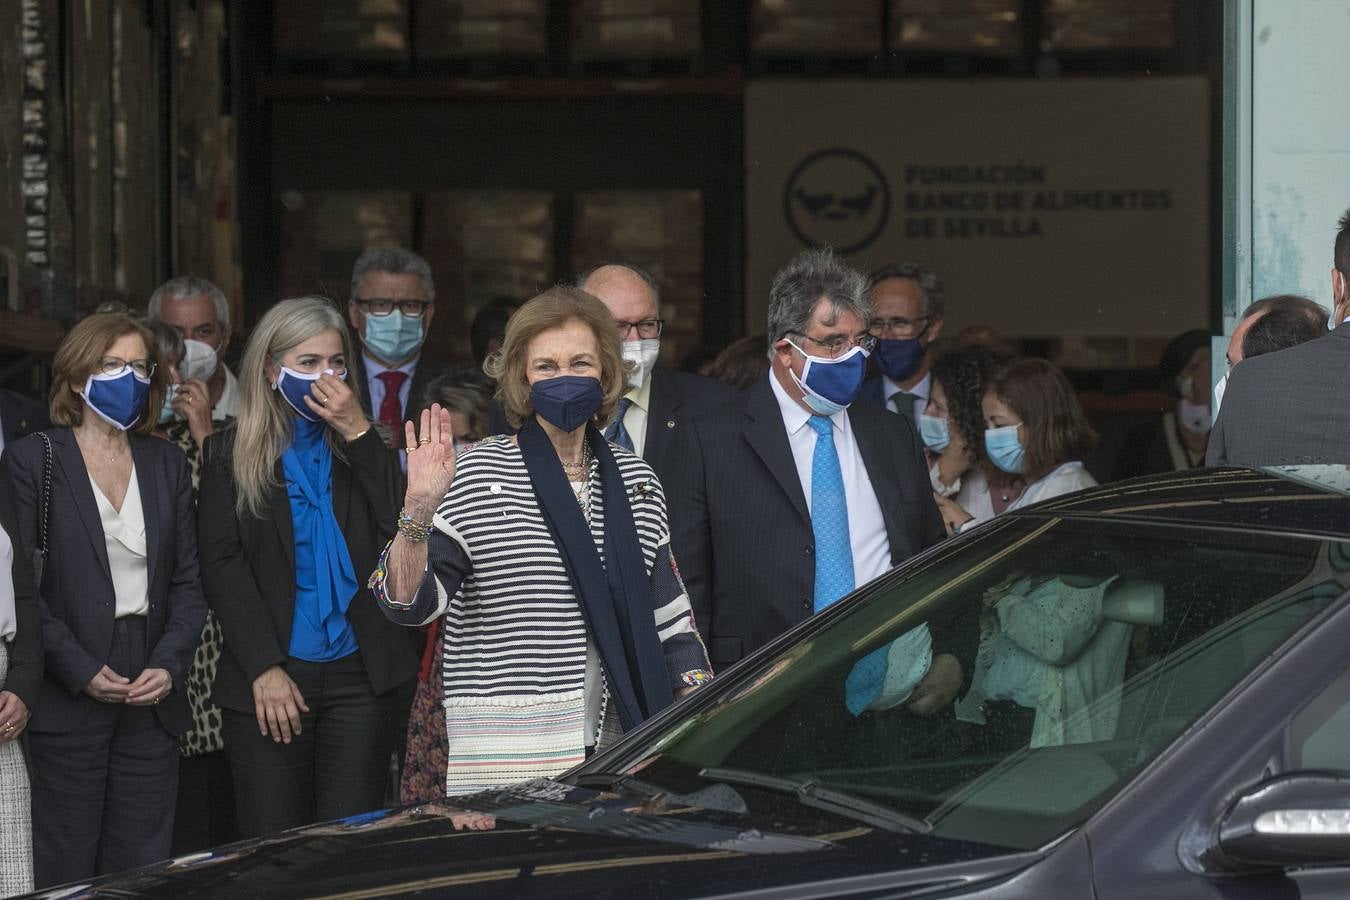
[
  {"x1": 96, "y1": 356, "x2": 156, "y2": 379},
  {"x1": 614, "y1": 319, "x2": 664, "y2": 340},
  {"x1": 869, "y1": 316, "x2": 931, "y2": 339},
  {"x1": 789, "y1": 331, "x2": 877, "y2": 359},
  {"x1": 356, "y1": 298, "x2": 431, "y2": 317}
]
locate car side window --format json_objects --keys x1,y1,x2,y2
[{"x1": 1291, "y1": 665, "x2": 1350, "y2": 772}]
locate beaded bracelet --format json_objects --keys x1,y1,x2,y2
[{"x1": 397, "y1": 510, "x2": 433, "y2": 543}]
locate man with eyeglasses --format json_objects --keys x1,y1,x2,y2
[
  {"x1": 668, "y1": 248, "x2": 964, "y2": 722},
  {"x1": 346, "y1": 247, "x2": 445, "y2": 449},
  {"x1": 147, "y1": 276, "x2": 239, "y2": 421},
  {"x1": 577, "y1": 263, "x2": 731, "y2": 491},
  {"x1": 857, "y1": 263, "x2": 946, "y2": 423}
]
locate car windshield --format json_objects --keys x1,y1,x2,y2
[{"x1": 582, "y1": 514, "x2": 1350, "y2": 852}]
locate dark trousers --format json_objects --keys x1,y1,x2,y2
[
  {"x1": 223, "y1": 653, "x2": 398, "y2": 838},
  {"x1": 29, "y1": 617, "x2": 179, "y2": 887},
  {"x1": 172, "y1": 750, "x2": 238, "y2": 854}
]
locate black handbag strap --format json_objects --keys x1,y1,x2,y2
[{"x1": 35, "y1": 431, "x2": 52, "y2": 559}]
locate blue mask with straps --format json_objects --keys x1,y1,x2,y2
[
  {"x1": 83, "y1": 367, "x2": 151, "y2": 431},
  {"x1": 363, "y1": 312, "x2": 425, "y2": 364},
  {"x1": 786, "y1": 341, "x2": 869, "y2": 416},
  {"x1": 919, "y1": 414, "x2": 951, "y2": 453},
  {"x1": 275, "y1": 366, "x2": 344, "y2": 422},
  {"x1": 873, "y1": 337, "x2": 926, "y2": 382},
  {"x1": 984, "y1": 423, "x2": 1026, "y2": 474},
  {"x1": 530, "y1": 375, "x2": 604, "y2": 433}
]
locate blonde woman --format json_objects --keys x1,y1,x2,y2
[{"x1": 197, "y1": 297, "x2": 416, "y2": 837}]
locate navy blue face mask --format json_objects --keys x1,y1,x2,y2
[
  {"x1": 873, "y1": 337, "x2": 927, "y2": 382},
  {"x1": 83, "y1": 368, "x2": 151, "y2": 431},
  {"x1": 531, "y1": 375, "x2": 603, "y2": 433}
]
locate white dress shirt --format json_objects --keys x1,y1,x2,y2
[
  {"x1": 0, "y1": 519, "x2": 16, "y2": 641},
  {"x1": 213, "y1": 365, "x2": 241, "y2": 421},
  {"x1": 620, "y1": 374, "x2": 653, "y2": 458},
  {"x1": 882, "y1": 371, "x2": 930, "y2": 420},
  {"x1": 769, "y1": 371, "x2": 891, "y2": 587},
  {"x1": 89, "y1": 466, "x2": 150, "y2": 618},
  {"x1": 363, "y1": 353, "x2": 419, "y2": 419}
]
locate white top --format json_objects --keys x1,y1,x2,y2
[
  {"x1": 619, "y1": 374, "x2": 653, "y2": 458},
  {"x1": 0, "y1": 522, "x2": 16, "y2": 641},
  {"x1": 769, "y1": 372, "x2": 891, "y2": 589},
  {"x1": 1007, "y1": 461, "x2": 1097, "y2": 512},
  {"x1": 930, "y1": 461, "x2": 997, "y2": 523},
  {"x1": 213, "y1": 364, "x2": 240, "y2": 421},
  {"x1": 89, "y1": 466, "x2": 150, "y2": 618},
  {"x1": 882, "y1": 371, "x2": 931, "y2": 420}
]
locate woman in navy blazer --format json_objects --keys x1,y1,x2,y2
[
  {"x1": 1, "y1": 313, "x2": 206, "y2": 886},
  {"x1": 196, "y1": 297, "x2": 416, "y2": 839}
]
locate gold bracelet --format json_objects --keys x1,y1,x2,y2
[{"x1": 397, "y1": 510, "x2": 432, "y2": 543}]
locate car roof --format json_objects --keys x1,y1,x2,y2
[{"x1": 1016, "y1": 466, "x2": 1350, "y2": 538}]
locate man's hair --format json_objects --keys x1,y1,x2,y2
[
  {"x1": 1241, "y1": 294, "x2": 1328, "y2": 359},
  {"x1": 1335, "y1": 207, "x2": 1350, "y2": 276},
  {"x1": 867, "y1": 262, "x2": 945, "y2": 320},
  {"x1": 470, "y1": 296, "x2": 520, "y2": 365},
  {"x1": 350, "y1": 246, "x2": 435, "y2": 303},
  {"x1": 767, "y1": 247, "x2": 869, "y2": 345},
  {"x1": 147, "y1": 276, "x2": 230, "y2": 333},
  {"x1": 575, "y1": 262, "x2": 662, "y2": 304}
]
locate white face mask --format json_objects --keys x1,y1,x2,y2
[
  {"x1": 180, "y1": 339, "x2": 218, "y2": 383},
  {"x1": 1177, "y1": 398, "x2": 1212, "y2": 436},
  {"x1": 621, "y1": 338, "x2": 660, "y2": 390}
]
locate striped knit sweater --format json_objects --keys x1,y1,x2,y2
[{"x1": 373, "y1": 436, "x2": 711, "y2": 793}]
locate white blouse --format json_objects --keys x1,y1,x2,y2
[
  {"x1": 0, "y1": 523, "x2": 16, "y2": 642},
  {"x1": 89, "y1": 466, "x2": 150, "y2": 618}
]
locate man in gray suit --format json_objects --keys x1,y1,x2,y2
[{"x1": 1208, "y1": 208, "x2": 1350, "y2": 466}]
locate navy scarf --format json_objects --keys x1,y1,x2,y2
[{"x1": 517, "y1": 417, "x2": 673, "y2": 731}]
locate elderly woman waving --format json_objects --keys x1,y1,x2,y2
[{"x1": 372, "y1": 286, "x2": 711, "y2": 794}]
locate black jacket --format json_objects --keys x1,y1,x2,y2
[
  {"x1": 641, "y1": 368, "x2": 734, "y2": 492},
  {"x1": 0, "y1": 389, "x2": 49, "y2": 449},
  {"x1": 0, "y1": 463, "x2": 43, "y2": 710},
  {"x1": 197, "y1": 426, "x2": 417, "y2": 713},
  {"x1": 1, "y1": 429, "x2": 206, "y2": 735},
  {"x1": 667, "y1": 375, "x2": 949, "y2": 671}
]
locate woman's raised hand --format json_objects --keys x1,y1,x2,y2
[
  {"x1": 404, "y1": 404, "x2": 457, "y2": 517},
  {"x1": 305, "y1": 371, "x2": 368, "y2": 441}
]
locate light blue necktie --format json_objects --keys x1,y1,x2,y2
[
  {"x1": 807, "y1": 415, "x2": 854, "y2": 612},
  {"x1": 604, "y1": 397, "x2": 634, "y2": 452}
]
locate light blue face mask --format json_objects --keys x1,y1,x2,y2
[
  {"x1": 159, "y1": 383, "x2": 179, "y2": 424},
  {"x1": 919, "y1": 414, "x2": 950, "y2": 453},
  {"x1": 984, "y1": 423, "x2": 1025, "y2": 474},
  {"x1": 363, "y1": 311, "x2": 425, "y2": 364}
]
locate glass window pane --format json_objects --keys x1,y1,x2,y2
[
  {"x1": 573, "y1": 190, "x2": 703, "y2": 367},
  {"x1": 1044, "y1": 0, "x2": 1175, "y2": 50},
  {"x1": 891, "y1": 0, "x2": 1022, "y2": 55},
  {"x1": 421, "y1": 191, "x2": 555, "y2": 362},
  {"x1": 572, "y1": 0, "x2": 702, "y2": 60},
  {"x1": 273, "y1": 0, "x2": 409, "y2": 60},
  {"x1": 599, "y1": 518, "x2": 1345, "y2": 850},
  {"x1": 278, "y1": 190, "x2": 413, "y2": 301},
  {"x1": 417, "y1": 0, "x2": 548, "y2": 59},
  {"x1": 750, "y1": 0, "x2": 881, "y2": 56}
]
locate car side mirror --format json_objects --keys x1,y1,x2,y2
[{"x1": 1217, "y1": 772, "x2": 1350, "y2": 870}]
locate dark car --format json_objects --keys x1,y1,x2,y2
[{"x1": 30, "y1": 467, "x2": 1350, "y2": 898}]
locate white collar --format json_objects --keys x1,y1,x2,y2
[
  {"x1": 364, "y1": 352, "x2": 418, "y2": 378},
  {"x1": 884, "y1": 371, "x2": 931, "y2": 403}
]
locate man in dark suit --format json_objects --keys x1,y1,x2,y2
[
  {"x1": 346, "y1": 247, "x2": 446, "y2": 447},
  {"x1": 856, "y1": 263, "x2": 945, "y2": 423},
  {"x1": 578, "y1": 263, "x2": 732, "y2": 490},
  {"x1": 668, "y1": 247, "x2": 965, "y2": 719},
  {"x1": 1208, "y1": 207, "x2": 1350, "y2": 466},
  {"x1": 0, "y1": 388, "x2": 49, "y2": 456}
]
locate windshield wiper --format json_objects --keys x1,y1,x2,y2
[
  {"x1": 572, "y1": 772, "x2": 667, "y2": 798},
  {"x1": 698, "y1": 766, "x2": 932, "y2": 834},
  {"x1": 572, "y1": 771, "x2": 751, "y2": 815}
]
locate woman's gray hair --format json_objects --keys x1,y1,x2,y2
[
  {"x1": 766, "y1": 246, "x2": 870, "y2": 344},
  {"x1": 350, "y1": 246, "x2": 436, "y2": 303},
  {"x1": 143, "y1": 318, "x2": 185, "y2": 367}
]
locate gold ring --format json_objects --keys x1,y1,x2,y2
[
  {"x1": 321, "y1": 396, "x2": 329, "y2": 405},
  {"x1": 406, "y1": 445, "x2": 418, "y2": 453},
  {"x1": 418, "y1": 437, "x2": 431, "y2": 444}
]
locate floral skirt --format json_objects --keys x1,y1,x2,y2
[{"x1": 399, "y1": 622, "x2": 448, "y2": 806}]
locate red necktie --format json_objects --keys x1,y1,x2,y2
[{"x1": 376, "y1": 370, "x2": 408, "y2": 446}]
